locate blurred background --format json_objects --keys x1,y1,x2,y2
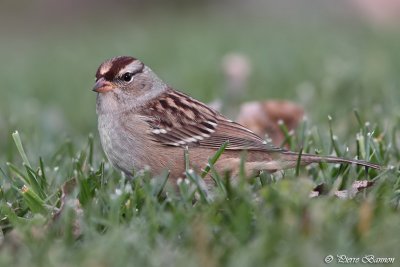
[{"x1": 1, "y1": 0, "x2": 400, "y2": 164}]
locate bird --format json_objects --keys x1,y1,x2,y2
[{"x1": 93, "y1": 56, "x2": 380, "y2": 185}]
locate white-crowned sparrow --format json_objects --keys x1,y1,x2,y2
[{"x1": 93, "y1": 56, "x2": 380, "y2": 184}]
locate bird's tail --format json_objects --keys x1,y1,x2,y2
[{"x1": 281, "y1": 151, "x2": 381, "y2": 170}]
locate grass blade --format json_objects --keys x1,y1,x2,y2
[
  {"x1": 201, "y1": 141, "x2": 229, "y2": 178},
  {"x1": 0, "y1": 202, "x2": 28, "y2": 225},
  {"x1": 184, "y1": 147, "x2": 210, "y2": 203},
  {"x1": 353, "y1": 109, "x2": 363, "y2": 128},
  {"x1": 39, "y1": 157, "x2": 48, "y2": 190},
  {"x1": 24, "y1": 165, "x2": 47, "y2": 200},
  {"x1": 278, "y1": 120, "x2": 293, "y2": 149},
  {"x1": 12, "y1": 131, "x2": 31, "y2": 168},
  {"x1": 20, "y1": 185, "x2": 47, "y2": 215},
  {"x1": 6, "y1": 162, "x2": 29, "y2": 185},
  {"x1": 88, "y1": 133, "x2": 94, "y2": 166},
  {"x1": 295, "y1": 147, "x2": 303, "y2": 177}
]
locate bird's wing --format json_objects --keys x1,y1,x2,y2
[{"x1": 139, "y1": 89, "x2": 282, "y2": 152}]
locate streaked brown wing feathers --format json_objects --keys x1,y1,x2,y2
[{"x1": 140, "y1": 89, "x2": 282, "y2": 152}]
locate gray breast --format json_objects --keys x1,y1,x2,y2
[{"x1": 97, "y1": 113, "x2": 147, "y2": 175}]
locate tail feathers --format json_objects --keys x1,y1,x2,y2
[{"x1": 281, "y1": 151, "x2": 381, "y2": 170}]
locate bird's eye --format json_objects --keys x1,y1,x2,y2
[{"x1": 121, "y1": 72, "x2": 133, "y2": 82}]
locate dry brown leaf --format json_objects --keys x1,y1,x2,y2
[
  {"x1": 51, "y1": 178, "x2": 83, "y2": 238},
  {"x1": 237, "y1": 100, "x2": 304, "y2": 146},
  {"x1": 310, "y1": 180, "x2": 375, "y2": 199}
]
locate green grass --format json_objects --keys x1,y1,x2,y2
[
  {"x1": 1, "y1": 7, "x2": 400, "y2": 267},
  {"x1": 1, "y1": 125, "x2": 398, "y2": 267}
]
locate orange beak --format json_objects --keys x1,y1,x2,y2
[{"x1": 92, "y1": 78, "x2": 114, "y2": 93}]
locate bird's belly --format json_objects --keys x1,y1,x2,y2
[{"x1": 98, "y1": 115, "x2": 144, "y2": 175}]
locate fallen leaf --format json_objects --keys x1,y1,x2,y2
[
  {"x1": 310, "y1": 180, "x2": 374, "y2": 199},
  {"x1": 237, "y1": 100, "x2": 304, "y2": 146}
]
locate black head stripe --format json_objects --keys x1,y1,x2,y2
[{"x1": 96, "y1": 56, "x2": 138, "y2": 81}]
